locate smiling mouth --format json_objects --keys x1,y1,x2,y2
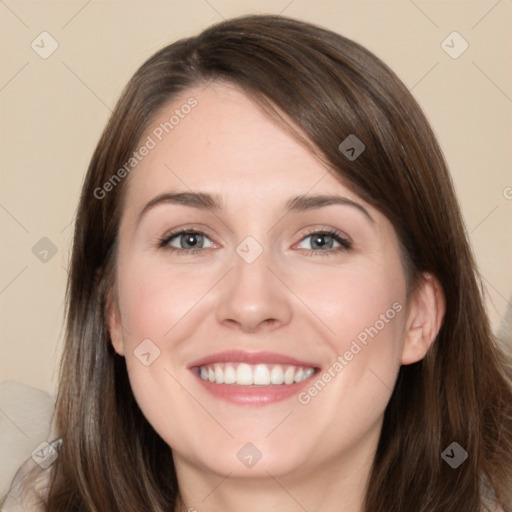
[{"x1": 195, "y1": 362, "x2": 317, "y2": 386}]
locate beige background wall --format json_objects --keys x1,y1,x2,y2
[{"x1": 1, "y1": 0, "x2": 511, "y2": 394}]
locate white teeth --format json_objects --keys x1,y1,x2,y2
[
  {"x1": 236, "y1": 363, "x2": 253, "y2": 385},
  {"x1": 304, "y1": 368, "x2": 315, "y2": 379},
  {"x1": 294, "y1": 368, "x2": 304, "y2": 383},
  {"x1": 270, "y1": 365, "x2": 284, "y2": 385},
  {"x1": 214, "y1": 363, "x2": 224, "y2": 384},
  {"x1": 253, "y1": 364, "x2": 271, "y2": 385},
  {"x1": 284, "y1": 366, "x2": 295, "y2": 385},
  {"x1": 224, "y1": 365, "x2": 236, "y2": 384},
  {"x1": 197, "y1": 362, "x2": 316, "y2": 386}
]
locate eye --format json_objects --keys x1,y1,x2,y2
[
  {"x1": 296, "y1": 229, "x2": 352, "y2": 254},
  {"x1": 159, "y1": 230, "x2": 215, "y2": 254}
]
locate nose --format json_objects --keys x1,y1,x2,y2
[{"x1": 215, "y1": 249, "x2": 293, "y2": 333}]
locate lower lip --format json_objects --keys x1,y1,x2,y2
[{"x1": 192, "y1": 371, "x2": 316, "y2": 405}]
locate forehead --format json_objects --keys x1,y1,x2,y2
[{"x1": 122, "y1": 82, "x2": 367, "y2": 210}]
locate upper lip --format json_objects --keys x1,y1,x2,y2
[{"x1": 188, "y1": 350, "x2": 320, "y2": 369}]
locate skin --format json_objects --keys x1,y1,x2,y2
[{"x1": 107, "y1": 82, "x2": 445, "y2": 512}]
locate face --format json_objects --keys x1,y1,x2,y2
[{"x1": 107, "y1": 82, "x2": 434, "y2": 483}]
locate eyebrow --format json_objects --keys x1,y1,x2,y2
[
  {"x1": 285, "y1": 194, "x2": 374, "y2": 223},
  {"x1": 137, "y1": 191, "x2": 375, "y2": 225}
]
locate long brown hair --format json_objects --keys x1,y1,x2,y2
[{"x1": 37, "y1": 14, "x2": 512, "y2": 511}]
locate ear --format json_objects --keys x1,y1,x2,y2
[
  {"x1": 401, "y1": 273, "x2": 445, "y2": 365},
  {"x1": 106, "y1": 285, "x2": 125, "y2": 356}
]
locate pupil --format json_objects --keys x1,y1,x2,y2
[
  {"x1": 313, "y1": 234, "x2": 332, "y2": 249},
  {"x1": 183, "y1": 233, "x2": 201, "y2": 248}
]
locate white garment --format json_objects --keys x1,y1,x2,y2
[{"x1": 1, "y1": 455, "x2": 52, "y2": 511}]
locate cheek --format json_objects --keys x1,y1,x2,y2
[
  {"x1": 116, "y1": 261, "x2": 212, "y2": 347},
  {"x1": 289, "y1": 268, "x2": 405, "y2": 450},
  {"x1": 296, "y1": 258, "x2": 407, "y2": 351},
  {"x1": 115, "y1": 262, "x2": 210, "y2": 451},
  {"x1": 294, "y1": 259, "x2": 406, "y2": 413}
]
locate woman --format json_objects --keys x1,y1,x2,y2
[{"x1": 3, "y1": 14, "x2": 511, "y2": 512}]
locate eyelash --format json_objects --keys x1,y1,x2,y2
[
  {"x1": 295, "y1": 228, "x2": 352, "y2": 257},
  {"x1": 157, "y1": 228, "x2": 352, "y2": 257},
  {"x1": 158, "y1": 229, "x2": 213, "y2": 256}
]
